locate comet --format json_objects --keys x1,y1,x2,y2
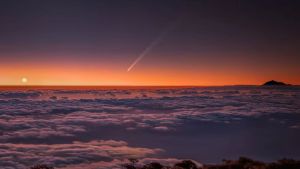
[{"x1": 127, "y1": 20, "x2": 179, "y2": 72}]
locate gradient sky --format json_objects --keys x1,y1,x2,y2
[{"x1": 0, "y1": 0, "x2": 299, "y2": 86}]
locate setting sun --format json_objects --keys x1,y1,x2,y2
[{"x1": 21, "y1": 77, "x2": 28, "y2": 84}]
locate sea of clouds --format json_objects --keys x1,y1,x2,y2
[{"x1": 0, "y1": 86, "x2": 300, "y2": 168}]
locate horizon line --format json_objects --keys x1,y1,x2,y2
[
  {"x1": 0, "y1": 84, "x2": 259, "y2": 88},
  {"x1": 0, "y1": 84, "x2": 297, "y2": 87}
]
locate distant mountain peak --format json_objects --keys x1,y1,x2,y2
[{"x1": 262, "y1": 80, "x2": 289, "y2": 86}]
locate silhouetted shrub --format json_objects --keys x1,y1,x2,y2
[
  {"x1": 129, "y1": 158, "x2": 139, "y2": 165},
  {"x1": 122, "y1": 163, "x2": 137, "y2": 169},
  {"x1": 267, "y1": 158, "x2": 300, "y2": 169},
  {"x1": 204, "y1": 157, "x2": 300, "y2": 169},
  {"x1": 29, "y1": 157, "x2": 300, "y2": 169},
  {"x1": 207, "y1": 157, "x2": 260, "y2": 169},
  {"x1": 30, "y1": 164, "x2": 54, "y2": 169},
  {"x1": 142, "y1": 162, "x2": 164, "y2": 169},
  {"x1": 174, "y1": 160, "x2": 198, "y2": 169},
  {"x1": 122, "y1": 158, "x2": 139, "y2": 169}
]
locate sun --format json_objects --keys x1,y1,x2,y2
[{"x1": 21, "y1": 77, "x2": 28, "y2": 84}]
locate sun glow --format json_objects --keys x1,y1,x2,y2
[
  {"x1": 21, "y1": 77, "x2": 28, "y2": 84},
  {"x1": 0, "y1": 63, "x2": 299, "y2": 86}
]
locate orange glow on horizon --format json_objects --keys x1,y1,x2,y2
[{"x1": 0, "y1": 63, "x2": 299, "y2": 86}]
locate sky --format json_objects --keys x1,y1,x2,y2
[{"x1": 0, "y1": 0, "x2": 299, "y2": 86}]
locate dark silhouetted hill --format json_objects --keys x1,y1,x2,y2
[{"x1": 262, "y1": 80, "x2": 290, "y2": 86}]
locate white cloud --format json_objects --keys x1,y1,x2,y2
[{"x1": 0, "y1": 140, "x2": 162, "y2": 169}]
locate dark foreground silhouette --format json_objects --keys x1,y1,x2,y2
[
  {"x1": 30, "y1": 157, "x2": 300, "y2": 169},
  {"x1": 262, "y1": 80, "x2": 290, "y2": 86}
]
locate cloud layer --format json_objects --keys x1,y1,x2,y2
[
  {"x1": 0, "y1": 140, "x2": 162, "y2": 169},
  {"x1": 0, "y1": 86, "x2": 300, "y2": 168}
]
